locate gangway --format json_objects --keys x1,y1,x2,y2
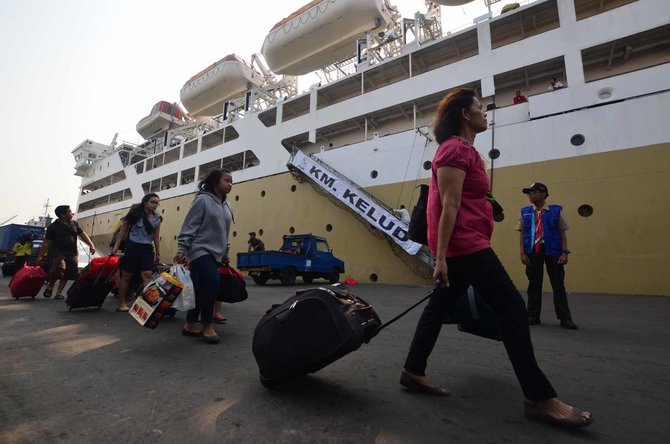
[{"x1": 287, "y1": 150, "x2": 433, "y2": 276}]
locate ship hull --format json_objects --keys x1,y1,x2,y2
[{"x1": 78, "y1": 140, "x2": 670, "y2": 295}]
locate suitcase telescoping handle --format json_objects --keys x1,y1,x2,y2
[{"x1": 373, "y1": 281, "x2": 442, "y2": 334}]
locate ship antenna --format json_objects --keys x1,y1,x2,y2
[
  {"x1": 42, "y1": 198, "x2": 51, "y2": 218},
  {"x1": 487, "y1": 101, "x2": 500, "y2": 192}
]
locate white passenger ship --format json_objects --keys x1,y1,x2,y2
[{"x1": 72, "y1": 0, "x2": 670, "y2": 295}]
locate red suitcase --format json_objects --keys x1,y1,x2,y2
[{"x1": 9, "y1": 265, "x2": 48, "y2": 299}]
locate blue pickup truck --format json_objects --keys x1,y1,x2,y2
[{"x1": 236, "y1": 234, "x2": 345, "y2": 286}]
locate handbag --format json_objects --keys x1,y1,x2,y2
[
  {"x1": 408, "y1": 184, "x2": 429, "y2": 245},
  {"x1": 217, "y1": 265, "x2": 248, "y2": 303}
]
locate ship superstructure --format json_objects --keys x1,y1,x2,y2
[{"x1": 72, "y1": 0, "x2": 670, "y2": 295}]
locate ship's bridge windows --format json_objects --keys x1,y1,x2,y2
[
  {"x1": 317, "y1": 74, "x2": 362, "y2": 110},
  {"x1": 490, "y1": 0, "x2": 559, "y2": 50},
  {"x1": 493, "y1": 56, "x2": 566, "y2": 106},
  {"x1": 282, "y1": 94, "x2": 310, "y2": 123},
  {"x1": 183, "y1": 140, "x2": 198, "y2": 158},
  {"x1": 581, "y1": 24, "x2": 670, "y2": 83},
  {"x1": 258, "y1": 107, "x2": 277, "y2": 127},
  {"x1": 575, "y1": 0, "x2": 638, "y2": 21},
  {"x1": 202, "y1": 129, "x2": 224, "y2": 151},
  {"x1": 411, "y1": 29, "x2": 478, "y2": 76},
  {"x1": 364, "y1": 56, "x2": 410, "y2": 94}
]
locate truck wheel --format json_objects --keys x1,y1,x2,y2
[
  {"x1": 253, "y1": 272, "x2": 269, "y2": 285},
  {"x1": 302, "y1": 275, "x2": 314, "y2": 284},
  {"x1": 280, "y1": 268, "x2": 297, "y2": 286},
  {"x1": 328, "y1": 269, "x2": 340, "y2": 284}
]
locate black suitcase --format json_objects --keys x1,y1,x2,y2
[
  {"x1": 252, "y1": 283, "x2": 381, "y2": 387},
  {"x1": 66, "y1": 255, "x2": 120, "y2": 311}
]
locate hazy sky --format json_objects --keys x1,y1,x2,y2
[{"x1": 0, "y1": 0, "x2": 498, "y2": 225}]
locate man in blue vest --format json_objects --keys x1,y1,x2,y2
[{"x1": 517, "y1": 183, "x2": 577, "y2": 329}]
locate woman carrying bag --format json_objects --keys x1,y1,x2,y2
[
  {"x1": 111, "y1": 194, "x2": 162, "y2": 312},
  {"x1": 174, "y1": 169, "x2": 233, "y2": 344}
]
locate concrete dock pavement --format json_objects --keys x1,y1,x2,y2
[{"x1": 1, "y1": 275, "x2": 669, "y2": 443}]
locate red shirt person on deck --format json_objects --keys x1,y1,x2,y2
[{"x1": 513, "y1": 90, "x2": 528, "y2": 104}]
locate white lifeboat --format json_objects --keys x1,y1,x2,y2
[
  {"x1": 433, "y1": 1, "x2": 475, "y2": 5},
  {"x1": 260, "y1": 0, "x2": 393, "y2": 76},
  {"x1": 136, "y1": 101, "x2": 187, "y2": 140},
  {"x1": 180, "y1": 54, "x2": 262, "y2": 116}
]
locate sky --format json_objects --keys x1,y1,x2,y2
[{"x1": 0, "y1": 0, "x2": 503, "y2": 225}]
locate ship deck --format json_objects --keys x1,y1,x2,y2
[{"x1": 1, "y1": 276, "x2": 668, "y2": 443}]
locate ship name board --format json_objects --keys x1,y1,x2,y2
[{"x1": 290, "y1": 150, "x2": 422, "y2": 255}]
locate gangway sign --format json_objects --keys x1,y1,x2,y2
[{"x1": 288, "y1": 150, "x2": 423, "y2": 256}]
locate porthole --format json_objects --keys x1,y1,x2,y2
[
  {"x1": 422, "y1": 161, "x2": 432, "y2": 171},
  {"x1": 326, "y1": 224, "x2": 333, "y2": 232},
  {"x1": 493, "y1": 212, "x2": 505, "y2": 223},
  {"x1": 597, "y1": 87, "x2": 613, "y2": 101},
  {"x1": 232, "y1": 231, "x2": 237, "y2": 237},
  {"x1": 289, "y1": 226, "x2": 295, "y2": 234},
  {"x1": 159, "y1": 236, "x2": 162, "y2": 241},
  {"x1": 578, "y1": 204, "x2": 593, "y2": 217},
  {"x1": 370, "y1": 170, "x2": 378, "y2": 179},
  {"x1": 259, "y1": 229, "x2": 264, "y2": 236},
  {"x1": 570, "y1": 134, "x2": 585, "y2": 146},
  {"x1": 107, "y1": 219, "x2": 110, "y2": 223},
  {"x1": 369, "y1": 273, "x2": 378, "y2": 283},
  {"x1": 488, "y1": 148, "x2": 500, "y2": 159},
  {"x1": 177, "y1": 206, "x2": 180, "y2": 211},
  {"x1": 161, "y1": 209, "x2": 165, "y2": 214},
  {"x1": 173, "y1": 235, "x2": 177, "y2": 240},
  {"x1": 235, "y1": 195, "x2": 239, "y2": 202},
  {"x1": 291, "y1": 185, "x2": 297, "y2": 192},
  {"x1": 261, "y1": 190, "x2": 266, "y2": 197}
]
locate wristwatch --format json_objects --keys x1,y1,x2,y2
[{"x1": 562, "y1": 249, "x2": 571, "y2": 254}]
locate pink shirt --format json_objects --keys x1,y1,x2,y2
[{"x1": 427, "y1": 137, "x2": 493, "y2": 257}]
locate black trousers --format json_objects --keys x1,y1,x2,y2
[
  {"x1": 525, "y1": 245, "x2": 572, "y2": 321},
  {"x1": 403, "y1": 248, "x2": 557, "y2": 401}
]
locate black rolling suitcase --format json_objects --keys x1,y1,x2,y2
[
  {"x1": 253, "y1": 283, "x2": 404, "y2": 388},
  {"x1": 66, "y1": 255, "x2": 120, "y2": 311}
]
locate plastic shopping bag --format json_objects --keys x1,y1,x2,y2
[{"x1": 170, "y1": 264, "x2": 195, "y2": 311}]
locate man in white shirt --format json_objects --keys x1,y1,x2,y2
[{"x1": 548, "y1": 77, "x2": 564, "y2": 91}]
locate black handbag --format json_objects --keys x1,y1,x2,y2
[
  {"x1": 217, "y1": 265, "x2": 248, "y2": 303},
  {"x1": 408, "y1": 184, "x2": 429, "y2": 245}
]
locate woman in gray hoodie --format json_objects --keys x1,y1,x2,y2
[{"x1": 174, "y1": 169, "x2": 233, "y2": 344}]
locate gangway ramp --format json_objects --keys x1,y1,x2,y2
[{"x1": 287, "y1": 150, "x2": 433, "y2": 275}]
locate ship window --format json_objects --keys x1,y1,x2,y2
[
  {"x1": 232, "y1": 231, "x2": 237, "y2": 238},
  {"x1": 160, "y1": 173, "x2": 178, "y2": 190},
  {"x1": 163, "y1": 146, "x2": 180, "y2": 166},
  {"x1": 183, "y1": 140, "x2": 198, "y2": 158},
  {"x1": 490, "y1": 0, "x2": 560, "y2": 50},
  {"x1": 142, "y1": 182, "x2": 150, "y2": 194},
  {"x1": 152, "y1": 154, "x2": 164, "y2": 168},
  {"x1": 570, "y1": 134, "x2": 585, "y2": 146},
  {"x1": 575, "y1": 0, "x2": 638, "y2": 21},
  {"x1": 317, "y1": 74, "x2": 363, "y2": 110},
  {"x1": 199, "y1": 159, "x2": 221, "y2": 180},
  {"x1": 181, "y1": 168, "x2": 195, "y2": 185},
  {"x1": 289, "y1": 226, "x2": 295, "y2": 234},
  {"x1": 224, "y1": 126, "x2": 239, "y2": 143},
  {"x1": 581, "y1": 24, "x2": 670, "y2": 83},
  {"x1": 258, "y1": 108, "x2": 277, "y2": 127},
  {"x1": 291, "y1": 185, "x2": 297, "y2": 192},
  {"x1": 369, "y1": 273, "x2": 378, "y2": 283},
  {"x1": 235, "y1": 195, "x2": 239, "y2": 201},
  {"x1": 145, "y1": 157, "x2": 154, "y2": 172},
  {"x1": 258, "y1": 229, "x2": 264, "y2": 236},
  {"x1": 578, "y1": 205, "x2": 594, "y2": 217},
  {"x1": 411, "y1": 29, "x2": 479, "y2": 76},
  {"x1": 370, "y1": 170, "x2": 378, "y2": 179},
  {"x1": 493, "y1": 56, "x2": 565, "y2": 105},
  {"x1": 202, "y1": 129, "x2": 224, "y2": 151},
  {"x1": 261, "y1": 190, "x2": 266, "y2": 197},
  {"x1": 150, "y1": 180, "x2": 161, "y2": 193},
  {"x1": 325, "y1": 224, "x2": 333, "y2": 232},
  {"x1": 281, "y1": 94, "x2": 310, "y2": 123},
  {"x1": 423, "y1": 161, "x2": 431, "y2": 171}
]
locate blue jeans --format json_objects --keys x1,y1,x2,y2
[
  {"x1": 403, "y1": 248, "x2": 557, "y2": 401},
  {"x1": 186, "y1": 254, "x2": 218, "y2": 326}
]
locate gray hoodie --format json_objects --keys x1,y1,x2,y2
[{"x1": 177, "y1": 191, "x2": 233, "y2": 262}]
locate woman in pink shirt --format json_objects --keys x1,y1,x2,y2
[{"x1": 400, "y1": 89, "x2": 593, "y2": 428}]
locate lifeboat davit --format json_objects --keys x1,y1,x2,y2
[
  {"x1": 136, "y1": 101, "x2": 187, "y2": 140},
  {"x1": 180, "y1": 54, "x2": 262, "y2": 116},
  {"x1": 260, "y1": 0, "x2": 393, "y2": 76}
]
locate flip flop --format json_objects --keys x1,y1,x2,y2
[
  {"x1": 116, "y1": 306, "x2": 130, "y2": 312},
  {"x1": 524, "y1": 402, "x2": 594, "y2": 428},
  {"x1": 399, "y1": 371, "x2": 450, "y2": 396},
  {"x1": 54, "y1": 294, "x2": 64, "y2": 300}
]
